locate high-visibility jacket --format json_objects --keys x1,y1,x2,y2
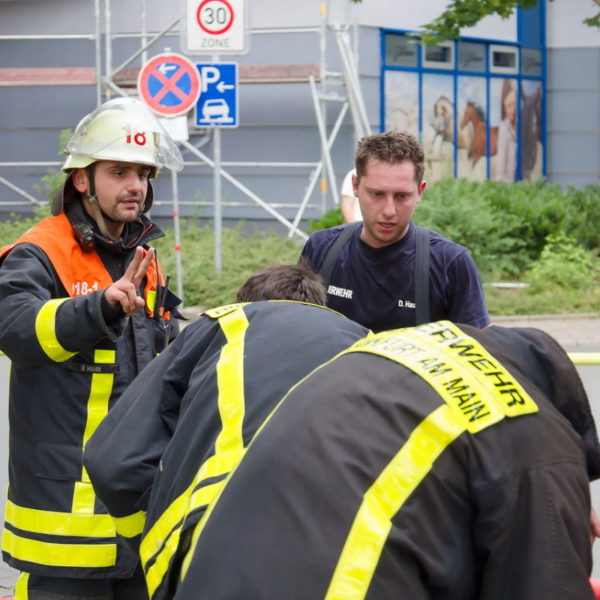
[
  {"x1": 83, "y1": 300, "x2": 370, "y2": 599},
  {"x1": 174, "y1": 322, "x2": 600, "y2": 600},
  {"x1": 0, "y1": 211, "x2": 178, "y2": 579}
]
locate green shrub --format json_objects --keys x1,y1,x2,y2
[
  {"x1": 152, "y1": 221, "x2": 303, "y2": 307},
  {"x1": 415, "y1": 178, "x2": 527, "y2": 276},
  {"x1": 307, "y1": 207, "x2": 344, "y2": 233},
  {"x1": 1, "y1": 175, "x2": 599, "y2": 316},
  {"x1": 524, "y1": 232, "x2": 597, "y2": 293}
]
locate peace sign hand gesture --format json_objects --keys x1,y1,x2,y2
[{"x1": 104, "y1": 246, "x2": 155, "y2": 317}]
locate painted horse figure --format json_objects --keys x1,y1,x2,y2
[{"x1": 460, "y1": 101, "x2": 498, "y2": 167}]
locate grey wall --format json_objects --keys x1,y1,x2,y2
[
  {"x1": 546, "y1": 47, "x2": 600, "y2": 187},
  {"x1": 0, "y1": 0, "x2": 369, "y2": 227},
  {"x1": 1, "y1": 1, "x2": 598, "y2": 229}
]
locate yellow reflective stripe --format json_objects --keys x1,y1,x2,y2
[
  {"x1": 71, "y1": 480, "x2": 96, "y2": 516},
  {"x1": 179, "y1": 479, "x2": 229, "y2": 584},
  {"x1": 402, "y1": 322, "x2": 538, "y2": 418},
  {"x1": 14, "y1": 572, "x2": 29, "y2": 600},
  {"x1": 189, "y1": 450, "x2": 242, "y2": 487},
  {"x1": 143, "y1": 308, "x2": 250, "y2": 597},
  {"x1": 114, "y1": 510, "x2": 146, "y2": 538},
  {"x1": 2, "y1": 529, "x2": 116, "y2": 568},
  {"x1": 147, "y1": 289, "x2": 157, "y2": 314},
  {"x1": 4, "y1": 499, "x2": 115, "y2": 538},
  {"x1": 141, "y1": 451, "x2": 242, "y2": 576},
  {"x1": 178, "y1": 339, "x2": 363, "y2": 583},
  {"x1": 188, "y1": 480, "x2": 222, "y2": 516},
  {"x1": 141, "y1": 479, "x2": 196, "y2": 570},
  {"x1": 73, "y1": 348, "x2": 116, "y2": 514},
  {"x1": 341, "y1": 322, "x2": 537, "y2": 434},
  {"x1": 325, "y1": 404, "x2": 465, "y2": 600},
  {"x1": 34, "y1": 299, "x2": 78, "y2": 362},
  {"x1": 213, "y1": 308, "x2": 248, "y2": 455},
  {"x1": 203, "y1": 302, "x2": 248, "y2": 319}
]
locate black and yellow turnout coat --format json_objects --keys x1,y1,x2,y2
[
  {"x1": 0, "y1": 207, "x2": 178, "y2": 579},
  {"x1": 174, "y1": 322, "x2": 600, "y2": 600},
  {"x1": 84, "y1": 300, "x2": 370, "y2": 598}
]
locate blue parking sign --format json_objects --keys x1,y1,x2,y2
[{"x1": 195, "y1": 63, "x2": 238, "y2": 128}]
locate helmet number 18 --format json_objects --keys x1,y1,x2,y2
[{"x1": 124, "y1": 127, "x2": 147, "y2": 147}]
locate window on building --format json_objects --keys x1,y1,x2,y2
[
  {"x1": 458, "y1": 41, "x2": 486, "y2": 73},
  {"x1": 385, "y1": 35, "x2": 418, "y2": 68},
  {"x1": 382, "y1": 31, "x2": 544, "y2": 183},
  {"x1": 422, "y1": 42, "x2": 454, "y2": 70},
  {"x1": 522, "y1": 47, "x2": 542, "y2": 76},
  {"x1": 489, "y1": 45, "x2": 519, "y2": 74}
]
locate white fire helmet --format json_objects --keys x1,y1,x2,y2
[
  {"x1": 53, "y1": 97, "x2": 184, "y2": 216},
  {"x1": 62, "y1": 97, "x2": 184, "y2": 172}
]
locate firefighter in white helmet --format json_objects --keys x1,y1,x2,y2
[{"x1": 0, "y1": 97, "x2": 183, "y2": 600}]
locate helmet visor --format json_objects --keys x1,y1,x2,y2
[{"x1": 65, "y1": 97, "x2": 184, "y2": 171}]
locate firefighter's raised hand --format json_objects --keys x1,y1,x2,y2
[{"x1": 104, "y1": 246, "x2": 155, "y2": 317}]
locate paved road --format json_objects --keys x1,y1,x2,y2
[{"x1": 0, "y1": 326, "x2": 599, "y2": 594}]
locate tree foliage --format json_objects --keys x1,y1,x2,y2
[{"x1": 349, "y1": 0, "x2": 600, "y2": 44}]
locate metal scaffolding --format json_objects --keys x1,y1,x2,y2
[{"x1": 0, "y1": 0, "x2": 371, "y2": 294}]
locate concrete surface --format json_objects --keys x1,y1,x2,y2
[{"x1": 490, "y1": 313, "x2": 600, "y2": 352}]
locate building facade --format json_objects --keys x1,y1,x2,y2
[{"x1": 0, "y1": 0, "x2": 598, "y2": 232}]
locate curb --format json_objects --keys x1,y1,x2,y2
[{"x1": 492, "y1": 313, "x2": 599, "y2": 322}]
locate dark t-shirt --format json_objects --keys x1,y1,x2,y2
[{"x1": 301, "y1": 222, "x2": 491, "y2": 332}]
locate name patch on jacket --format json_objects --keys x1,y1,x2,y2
[
  {"x1": 341, "y1": 320, "x2": 538, "y2": 434},
  {"x1": 327, "y1": 285, "x2": 353, "y2": 299}
]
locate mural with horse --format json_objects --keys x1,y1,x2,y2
[
  {"x1": 460, "y1": 101, "x2": 499, "y2": 168},
  {"x1": 385, "y1": 74, "x2": 543, "y2": 183}
]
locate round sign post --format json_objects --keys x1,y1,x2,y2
[{"x1": 137, "y1": 53, "x2": 201, "y2": 116}]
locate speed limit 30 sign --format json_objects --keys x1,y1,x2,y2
[{"x1": 184, "y1": 0, "x2": 248, "y2": 55}]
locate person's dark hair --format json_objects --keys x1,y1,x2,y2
[
  {"x1": 355, "y1": 131, "x2": 425, "y2": 185},
  {"x1": 235, "y1": 260, "x2": 326, "y2": 306}
]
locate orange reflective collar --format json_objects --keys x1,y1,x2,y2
[{"x1": 0, "y1": 213, "x2": 163, "y2": 317}]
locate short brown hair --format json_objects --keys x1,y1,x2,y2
[
  {"x1": 235, "y1": 260, "x2": 326, "y2": 306},
  {"x1": 355, "y1": 131, "x2": 425, "y2": 184}
]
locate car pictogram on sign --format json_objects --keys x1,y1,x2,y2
[{"x1": 202, "y1": 99, "x2": 231, "y2": 121}]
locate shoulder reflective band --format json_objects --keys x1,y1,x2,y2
[
  {"x1": 204, "y1": 302, "x2": 248, "y2": 319},
  {"x1": 326, "y1": 323, "x2": 538, "y2": 600},
  {"x1": 34, "y1": 298, "x2": 78, "y2": 362},
  {"x1": 325, "y1": 404, "x2": 465, "y2": 600},
  {"x1": 142, "y1": 306, "x2": 250, "y2": 599},
  {"x1": 341, "y1": 320, "x2": 538, "y2": 434}
]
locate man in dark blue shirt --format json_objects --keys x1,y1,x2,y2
[{"x1": 301, "y1": 131, "x2": 490, "y2": 332}]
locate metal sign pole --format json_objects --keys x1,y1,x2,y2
[
  {"x1": 212, "y1": 52, "x2": 223, "y2": 275},
  {"x1": 170, "y1": 169, "x2": 184, "y2": 305},
  {"x1": 214, "y1": 125, "x2": 222, "y2": 274}
]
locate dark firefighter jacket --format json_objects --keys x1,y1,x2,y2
[
  {"x1": 0, "y1": 204, "x2": 179, "y2": 579},
  {"x1": 83, "y1": 300, "x2": 370, "y2": 599},
  {"x1": 173, "y1": 321, "x2": 600, "y2": 600}
]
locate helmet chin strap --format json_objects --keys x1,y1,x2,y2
[{"x1": 83, "y1": 165, "x2": 145, "y2": 240}]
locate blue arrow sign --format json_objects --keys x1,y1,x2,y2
[{"x1": 195, "y1": 63, "x2": 238, "y2": 128}]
